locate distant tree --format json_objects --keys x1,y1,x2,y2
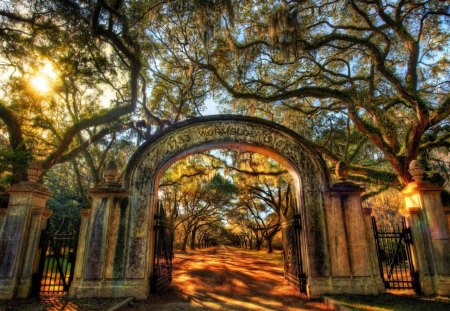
[{"x1": 159, "y1": 153, "x2": 236, "y2": 251}]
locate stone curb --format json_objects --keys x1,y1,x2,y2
[
  {"x1": 106, "y1": 297, "x2": 134, "y2": 311},
  {"x1": 321, "y1": 296, "x2": 354, "y2": 311}
]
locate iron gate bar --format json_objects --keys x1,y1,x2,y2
[
  {"x1": 372, "y1": 217, "x2": 420, "y2": 293},
  {"x1": 32, "y1": 225, "x2": 79, "y2": 296},
  {"x1": 151, "y1": 201, "x2": 174, "y2": 293},
  {"x1": 50, "y1": 237, "x2": 68, "y2": 290},
  {"x1": 282, "y1": 214, "x2": 306, "y2": 293}
]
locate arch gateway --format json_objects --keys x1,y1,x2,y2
[
  {"x1": 71, "y1": 115, "x2": 384, "y2": 299},
  {"x1": 1, "y1": 115, "x2": 449, "y2": 300}
]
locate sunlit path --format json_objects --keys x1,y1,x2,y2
[{"x1": 131, "y1": 246, "x2": 330, "y2": 311}]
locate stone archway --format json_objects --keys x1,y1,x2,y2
[{"x1": 66, "y1": 115, "x2": 384, "y2": 299}]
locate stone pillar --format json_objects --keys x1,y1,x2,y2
[
  {"x1": 317, "y1": 162, "x2": 384, "y2": 296},
  {"x1": 69, "y1": 161, "x2": 143, "y2": 298},
  {"x1": 0, "y1": 162, "x2": 52, "y2": 299},
  {"x1": 72, "y1": 209, "x2": 91, "y2": 282},
  {"x1": 444, "y1": 207, "x2": 450, "y2": 235},
  {"x1": 402, "y1": 160, "x2": 450, "y2": 295},
  {"x1": 0, "y1": 208, "x2": 7, "y2": 238}
]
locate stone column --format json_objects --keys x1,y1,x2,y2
[
  {"x1": 71, "y1": 209, "x2": 91, "y2": 282},
  {"x1": 0, "y1": 162, "x2": 52, "y2": 299},
  {"x1": 0, "y1": 208, "x2": 7, "y2": 238},
  {"x1": 319, "y1": 162, "x2": 384, "y2": 296},
  {"x1": 69, "y1": 161, "x2": 143, "y2": 299},
  {"x1": 402, "y1": 160, "x2": 450, "y2": 295},
  {"x1": 444, "y1": 207, "x2": 450, "y2": 235}
]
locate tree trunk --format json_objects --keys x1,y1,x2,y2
[
  {"x1": 267, "y1": 237, "x2": 273, "y2": 254},
  {"x1": 181, "y1": 231, "x2": 189, "y2": 252},
  {"x1": 190, "y1": 228, "x2": 197, "y2": 250},
  {"x1": 255, "y1": 239, "x2": 262, "y2": 251}
]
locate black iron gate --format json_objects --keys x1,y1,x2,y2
[
  {"x1": 372, "y1": 217, "x2": 420, "y2": 293},
  {"x1": 282, "y1": 214, "x2": 306, "y2": 292},
  {"x1": 32, "y1": 226, "x2": 79, "y2": 296},
  {"x1": 151, "y1": 201, "x2": 174, "y2": 292}
]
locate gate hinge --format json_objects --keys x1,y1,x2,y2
[
  {"x1": 293, "y1": 215, "x2": 301, "y2": 230},
  {"x1": 153, "y1": 214, "x2": 161, "y2": 230},
  {"x1": 403, "y1": 228, "x2": 413, "y2": 244},
  {"x1": 38, "y1": 230, "x2": 47, "y2": 248}
]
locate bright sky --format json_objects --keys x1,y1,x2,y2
[{"x1": 202, "y1": 97, "x2": 220, "y2": 115}]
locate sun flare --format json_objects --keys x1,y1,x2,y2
[
  {"x1": 30, "y1": 75, "x2": 51, "y2": 93},
  {"x1": 29, "y1": 61, "x2": 57, "y2": 94}
]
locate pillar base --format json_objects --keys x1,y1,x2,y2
[
  {"x1": 0, "y1": 280, "x2": 16, "y2": 300},
  {"x1": 418, "y1": 275, "x2": 450, "y2": 296},
  {"x1": 307, "y1": 276, "x2": 385, "y2": 298},
  {"x1": 69, "y1": 279, "x2": 149, "y2": 300},
  {"x1": 0, "y1": 278, "x2": 32, "y2": 299},
  {"x1": 16, "y1": 279, "x2": 33, "y2": 298}
]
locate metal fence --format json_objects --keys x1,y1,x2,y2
[
  {"x1": 372, "y1": 216, "x2": 420, "y2": 293},
  {"x1": 32, "y1": 229, "x2": 79, "y2": 296}
]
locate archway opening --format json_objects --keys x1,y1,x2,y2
[
  {"x1": 153, "y1": 148, "x2": 308, "y2": 308},
  {"x1": 122, "y1": 116, "x2": 330, "y2": 299}
]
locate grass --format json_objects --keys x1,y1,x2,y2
[
  {"x1": 327, "y1": 293, "x2": 450, "y2": 311},
  {"x1": 43, "y1": 257, "x2": 71, "y2": 275}
]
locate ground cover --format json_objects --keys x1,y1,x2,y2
[
  {"x1": 326, "y1": 293, "x2": 450, "y2": 311},
  {"x1": 0, "y1": 297, "x2": 122, "y2": 311}
]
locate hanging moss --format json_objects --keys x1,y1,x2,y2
[
  {"x1": 173, "y1": 0, "x2": 235, "y2": 45},
  {"x1": 267, "y1": 6, "x2": 303, "y2": 59}
]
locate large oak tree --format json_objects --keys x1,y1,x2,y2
[{"x1": 1, "y1": 0, "x2": 449, "y2": 196}]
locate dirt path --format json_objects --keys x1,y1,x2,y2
[{"x1": 130, "y1": 246, "x2": 330, "y2": 311}]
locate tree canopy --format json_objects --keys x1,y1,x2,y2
[{"x1": 0, "y1": 0, "x2": 449, "y2": 198}]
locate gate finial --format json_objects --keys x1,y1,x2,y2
[
  {"x1": 104, "y1": 160, "x2": 118, "y2": 183},
  {"x1": 335, "y1": 161, "x2": 349, "y2": 182},
  {"x1": 409, "y1": 160, "x2": 424, "y2": 183},
  {"x1": 27, "y1": 160, "x2": 43, "y2": 183}
]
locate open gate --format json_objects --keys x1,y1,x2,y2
[
  {"x1": 282, "y1": 214, "x2": 306, "y2": 292},
  {"x1": 372, "y1": 217, "x2": 420, "y2": 293},
  {"x1": 31, "y1": 224, "x2": 79, "y2": 296},
  {"x1": 150, "y1": 201, "x2": 174, "y2": 292}
]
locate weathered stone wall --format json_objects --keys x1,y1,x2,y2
[
  {"x1": 0, "y1": 178, "x2": 52, "y2": 299},
  {"x1": 68, "y1": 185, "x2": 141, "y2": 298},
  {"x1": 69, "y1": 115, "x2": 383, "y2": 299},
  {"x1": 320, "y1": 182, "x2": 384, "y2": 297},
  {"x1": 402, "y1": 177, "x2": 450, "y2": 295}
]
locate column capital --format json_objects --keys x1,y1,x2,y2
[
  {"x1": 402, "y1": 181, "x2": 443, "y2": 210},
  {"x1": 81, "y1": 208, "x2": 91, "y2": 217},
  {"x1": 402, "y1": 180, "x2": 443, "y2": 196},
  {"x1": 400, "y1": 207, "x2": 421, "y2": 216},
  {"x1": 6, "y1": 181, "x2": 50, "y2": 198},
  {"x1": 31, "y1": 207, "x2": 53, "y2": 218},
  {"x1": 327, "y1": 181, "x2": 364, "y2": 196},
  {"x1": 89, "y1": 183, "x2": 128, "y2": 197}
]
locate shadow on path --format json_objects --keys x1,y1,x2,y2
[{"x1": 131, "y1": 246, "x2": 330, "y2": 311}]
